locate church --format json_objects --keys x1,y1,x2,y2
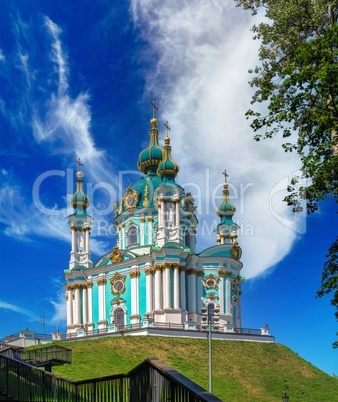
[{"x1": 63, "y1": 109, "x2": 246, "y2": 337}]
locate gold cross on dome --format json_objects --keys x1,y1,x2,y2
[
  {"x1": 222, "y1": 169, "x2": 228, "y2": 182},
  {"x1": 76, "y1": 157, "x2": 83, "y2": 172},
  {"x1": 150, "y1": 99, "x2": 158, "y2": 118},
  {"x1": 164, "y1": 120, "x2": 171, "y2": 136}
]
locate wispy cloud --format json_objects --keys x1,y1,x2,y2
[
  {"x1": 0, "y1": 49, "x2": 5, "y2": 61},
  {"x1": 0, "y1": 14, "x2": 118, "y2": 249},
  {"x1": 49, "y1": 279, "x2": 66, "y2": 326},
  {"x1": 131, "y1": 1, "x2": 304, "y2": 278},
  {"x1": 0, "y1": 301, "x2": 38, "y2": 321},
  {"x1": 0, "y1": 169, "x2": 109, "y2": 256}
]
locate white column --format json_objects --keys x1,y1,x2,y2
[
  {"x1": 85, "y1": 229, "x2": 89, "y2": 252},
  {"x1": 173, "y1": 265, "x2": 180, "y2": 309},
  {"x1": 82, "y1": 285, "x2": 88, "y2": 324},
  {"x1": 121, "y1": 225, "x2": 126, "y2": 248},
  {"x1": 161, "y1": 200, "x2": 166, "y2": 227},
  {"x1": 225, "y1": 272, "x2": 232, "y2": 315},
  {"x1": 158, "y1": 202, "x2": 162, "y2": 227},
  {"x1": 219, "y1": 271, "x2": 225, "y2": 314},
  {"x1": 74, "y1": 285, "x2": 81, "y2": 325},
  {"x1": 196, "y1": 272, "x2": 203, "y2": 313},
  {"x1": 147, "y1": 217, "x2": 153, "y2": 244},
  {"x1": 180, "y1": 267, "x2": 186, "y2": 311},
  {"x1": 238, "y1": 289, "x2": 242, "y2": 327},
  {"x1": 66, "y1": 286, "x2": 73, "y2": 327},
  {"x1": 154, "y1": 266, "x2": 163, "y2": 310},
  {"x1": 164, "y1": 265, "x2": 171, "y2": 309},
  {"x1": 140, "y1": 218, "x2": 145, "y2": 246},
  {"x1": 98, "y1": 277, "x2": 107, "y2": 326},
  {"x1": 71, "y1": 229, "x2": 76, "y2": 251},
  {"x1": 130, "y1": 270, "x2": 140, "y2": 322},
  {"x1": 145, "y1": 268, "x2": 154, "y2": 313},
  {"x1": 87, "y1": 283, "x2": 93, "y2": 324},
  {"x1": 175, "y1": 200, "x2": 180, "y2": 227},
  {"x1": 187, "y1": 269, "x2": 196, "y2": 313}
]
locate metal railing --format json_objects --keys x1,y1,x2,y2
[
  {"x1": 0, "y1": 355, "x2": 221, "y2": 402},
  {"x1": 2, "y1": 345, "x2": 72, "y2": 366},
  {"x1": 64, "y1": 322, "x2": 268, "y2": 339}
]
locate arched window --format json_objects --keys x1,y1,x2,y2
[
  {"x1": 127, "y1": 225, "x2": 138, "y2": 246},
  {"x1": 185, "y1": 231, "x2": 191, "y2": 248},
  {"x1": 153, "y1": 223, "x2": 158, "y2": 243},
  {"x1": 114, "y1": 308, "x2": 124, "y2": 329}
]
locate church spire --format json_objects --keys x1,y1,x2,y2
[
  {"x1": 157, "y1": 121, "x2": 180, "y2": 180},
  {"x1": 137, "y1": 100, "x2": 163, "y2": 174},
  {"x1": 68, "y1": 158, "x2": 93, "y2": 269},
  {"x1": 70, "y1": 158, "x2": 90, "y2": 216},
  {"x1": 217, "y1": 170, "x2": 236, "y2": 219},
  {"x1": 216, "y1": 170, "x2": 240, "y2": 250}
]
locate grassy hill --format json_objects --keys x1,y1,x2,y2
[{"x1": 46, "y1": 336, "x2": 336, "y2": 401}]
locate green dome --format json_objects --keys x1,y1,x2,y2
[
  {"x1": 138, "y1": 118, "x2": 163, "y2": 174},
  {"x1": 70, "y1": 171, "x2": 89, "y2": 216},
  {"x1": 217, "y1": 182, "x2": 236, "y2": 217},
  {"x1": 157, "y1": 135, "x2": 180, "y2": 179},
  {"x1": 118, "y1": 173, "x2": 163, "y2": 214}
]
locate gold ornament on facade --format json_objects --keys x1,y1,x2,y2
[
  {"x1": 145, "y1": 267, "x2": 154, "y2": 276},
  {"x1": 231, "y1": 240, "x2": 240, "y2": 260},
  {"x1": 225, "y1": 271, "x2": 232, "y2": 278},
  {"x1": 129, "y1": 270, "x2": 140, "y2": 279},
  {"x1": 187, "y1": 268, "x2": 197, "y2": 275},
  {"x1": 203, "y1": 274, "x2": 219, "y2": 289},
  {"x1": 218, "y1": 269, "x2": 225, "y2": 277},
  {"x1": 143, "y1": 179, "x2": 149, "y2": 206},
  {"x1": 110, "y1": 273, "x2": 126, "y2": 296},
  {"x1": 97, "y1": 277, "x2": 107, "y2": 286},
  {"x1": 122, "y1": 188, "x2": 139, "y2": 209},
  {"x1": 110, "y1": 245, "x2": 124, "y2": 263}
]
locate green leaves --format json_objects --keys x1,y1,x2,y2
[{"x1": 237, "y1": 0, "x2": 338, "y2": 345}]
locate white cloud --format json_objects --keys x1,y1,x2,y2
[
  {"x1": 0, "y1": 174, "x2": 109, "y2": 257},
  {"x1": 49, "y1": 279, "x2": 66, "y2": 326},
  {"x1": 0, "y1": 301, "x2": 38, "y2": 320},
  {"x1": 0, "y1": 49, "x2": 5, "y2": 61},
  {"x1": 131, "y1": 1, "x2": 304, "y2": 279},
  {"x1": 32, "y1": 16, "x2": 116, "y2": 186}
]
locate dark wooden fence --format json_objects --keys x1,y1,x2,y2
[{"x1": 0, "y1": 355, "x2": 222, "y2": 401}]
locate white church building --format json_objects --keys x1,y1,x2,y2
[{"x1": 63, "y1": 111, "x2": 271, "y2": 341}]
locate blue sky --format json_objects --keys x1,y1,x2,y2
[{"x1": 0, "y1": 0, "x2": 337, "y2": 376}]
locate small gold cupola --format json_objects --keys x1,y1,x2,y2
[
  {"x1": 157, "y1": 121, "x2": 180, "y2": 180},
  {"x1": 137, "y1": 100, "x2": 163, "y2": 174}
]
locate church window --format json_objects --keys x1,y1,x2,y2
[
  {"x1": 114, "y1": 308, "x2": 124, "y2": 329},
  {"x1": 127, "y1": 225, "x2": 138, "y2": 246},
  {"x1": 165, "y1": 202, "x2": 174, "y2": 224},
  {"x1": 185, "y1": 231, "x2": 191, "y2": 248}
]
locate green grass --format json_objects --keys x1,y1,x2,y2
[{"x1": 33, "y1": 336, "x2": 337, "y2": 401}]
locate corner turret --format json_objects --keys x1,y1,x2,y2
[{"x1": 68, "y1": 158, "x2": 93, "y2": 269}]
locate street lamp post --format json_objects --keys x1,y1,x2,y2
[
  {"x1": 40, "y1": 313, "x2": 46, "y2": 339},
  {"x1": 201, "y1": 303, "x2": 220, "y2": 394},
  {"x1": 207, "y1": 304, "x2": 214, "y2": 393},
  {"x1": 282, "y1": 392, "x2": 289, "y2": 401}
]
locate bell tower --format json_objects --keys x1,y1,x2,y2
[{"x1": 68, "y1": 158, "x2": 93, "y2": 269}]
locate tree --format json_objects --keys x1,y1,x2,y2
[{"x1": 236, "y1": 0, "x2": 338, "y2": 345}]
